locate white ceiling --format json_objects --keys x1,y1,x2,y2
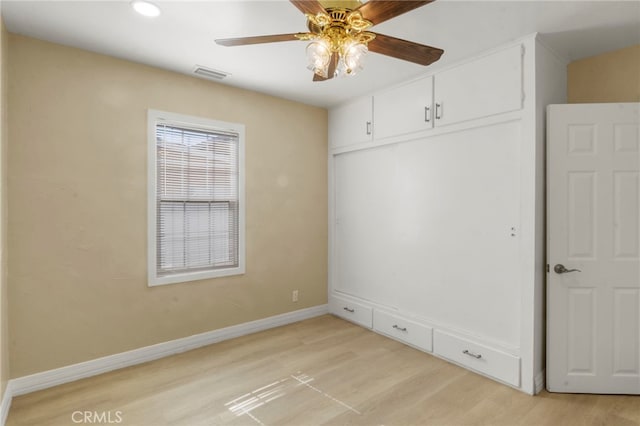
[{"x1": 2, "y1": 0, "x2": 639, "y2": 107}]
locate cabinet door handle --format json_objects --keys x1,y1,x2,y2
[
  {"x1": 366, "y1": 121, "x2": 372, "y2": 135},
  {"x1": 463, "y1": 349, "x2": 482, "y2": 359},
  {"x1": 392, "y1": 324, "x2": 407, "y2": 332},
  {"x1": 424, "y1": 106, "x2": 431, "y2": 122},
  {"x1": 435, "y1": 103, "x2": 442, "y2": 120},
  {"x1": 343, "y1": 307, "x2": 355, "y2": 313}
]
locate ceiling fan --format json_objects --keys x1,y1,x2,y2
[{"x1": 215, "y1": 0, "x2": 444, "y2": 81}]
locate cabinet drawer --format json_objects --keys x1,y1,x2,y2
[
  {"x1": 329, "y1": 295, "x2": 373, "y2": 328},
  {"x1": 434, "y1": 330, "x2": 520, "y2": 387},
  {"x1": 373, "y1": 310, "x2": 433, "y2": 352}
]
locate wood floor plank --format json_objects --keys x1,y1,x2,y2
[{"x1": 6, "y1": 315, "x2": 640, "y2": 426}]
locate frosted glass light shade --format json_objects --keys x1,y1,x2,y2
[
  {"x1": 343, "y1": 42, "x2": 367, "y2": 75},
  {"x1": 306, "y1": 40, "x2": 332, "y2": 77}
]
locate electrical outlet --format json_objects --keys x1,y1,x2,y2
[{"x1": 292, "y1": 290, "x2": 299, "y2": 302}]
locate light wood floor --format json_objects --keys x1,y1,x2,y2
[{"x1": 7, "y1": 315, "x2": 640, "y2": 426}]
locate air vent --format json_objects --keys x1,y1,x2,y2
[{"x1": 193, "y1": 66, "x2": 229, "y2": 81}]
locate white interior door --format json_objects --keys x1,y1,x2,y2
[{"x1": 547, "y1": 103, "x2": 640, "y2": 394}]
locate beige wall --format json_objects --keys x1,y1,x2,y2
[
  {"x1": 0, "y1": 17, "x2": 9, "y2": 399},
  {"x1": 8, "y1": 35, "x2": 328, "y2": 378},
  {"x1": 568, "y1": 44, "x2": 640, "y2": 103}
]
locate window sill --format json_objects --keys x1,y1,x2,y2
[{"x1": 148, "y1": 265, "x2": 245, "y2": 287}]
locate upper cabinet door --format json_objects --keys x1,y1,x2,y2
[
  {"x1": 329, "y1": 96, "x2": 373, "y2": 148},
  {"x1": 434, "y1": 44, "x2": 523, "y2": 127},
  {"x1": 374, "y1": 76, "x2": 434, "y2": 140}
]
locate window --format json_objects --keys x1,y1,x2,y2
[{"x1": 148, "y1": 110, "x2": 245, "y2": 286}]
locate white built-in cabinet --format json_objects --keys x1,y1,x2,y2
[
  {"x1": 433, "y1": 44, "x2": 523, "y2": 126},
  {"x1": 329, "y1": 96, "x2": 373, "y2": 148},
  {"x1": 328, "y1": 34, "x2": 567, "y2": 395},
  {"x1": 374, "y1": 76, "x2": 434, "y2": 139},
  {"x1": 330, "y1": 44, "x2": 526, "y2": 147}
]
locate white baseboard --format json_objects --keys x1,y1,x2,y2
[
  {"x1": 8, "y1": 304, "x2": 328, "y2": 400},
  {"x1": 534, "y1": 369, "x2": 545, "y2": 394},
  {"x1": 0, "y1": 381, "x2": 13, "y2": 426}
]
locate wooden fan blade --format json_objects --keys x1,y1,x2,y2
[
  {"x1": 368, "y1": 33, "x2": 443, "y2": 66},
  {"x1": 312, "y1": 52, "x2": 339, "y2": 82},
  {"x1": 327, "y1": 52, "x2": 339, "y2": 78},
  {"x1": 290, "y1": 0, "x2": 326, "y2": 16},
  {"x1": 355, "y1": 1, "x2": 433, "y2": 26},
  {"x1": 215, "y1": 33, "x2": 303, "y2": 47}
]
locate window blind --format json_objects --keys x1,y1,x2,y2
[{"x1": 155, "y1": 122, "x2": 239, "y2": 276}]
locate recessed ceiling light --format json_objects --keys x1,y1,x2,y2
[{"x1": 131, "y1": 0, "x2": 161, "y2": 17}]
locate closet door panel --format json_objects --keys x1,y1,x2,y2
[
  {"x1": 395, "y1": 122, "x2": 522, "y2": 347},
  {"x1": 334, "y1": 145, "x2": 398, "y2": 307}
]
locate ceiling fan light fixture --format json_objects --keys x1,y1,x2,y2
[
  {"x1": 131, "y1": 0, "x2": 161, "y2": 17},
  {"x1": 215, "y1": 1, "x2": 443, "y2": 82},
  {"x1": 341, "y1": 41, "x2": 367, "y2": 75},
  {"x1": 306, "y1": 39, "x2": 332, "y2": 77}
]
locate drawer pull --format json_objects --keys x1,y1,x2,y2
[
  {"x1": 343, "y1": 307, "x2": 355, "y2": 313},
  {"x1": 392, "y1": 324, "x2": 407, "y2": 332},
  {"x1": 463, "y1": 349, "x2": 482, "y2": 359}
]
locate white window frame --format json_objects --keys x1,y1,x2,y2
[{"x1": 147, "y1": 109, "x2": 245, "y2": 286}]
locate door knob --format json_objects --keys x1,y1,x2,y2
[{"x1": 554, "y1": 264, "x2": 581, "y2": 274}]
